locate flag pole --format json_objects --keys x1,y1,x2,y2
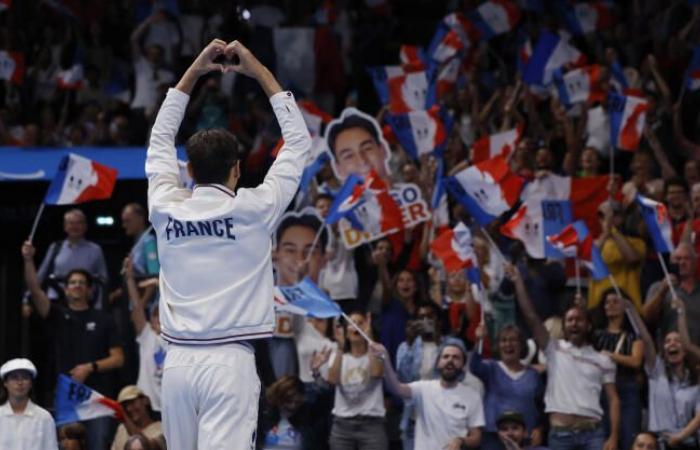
[
  {"x1": 608, "y1": 274, "x2": 641, "y2": 336},
  {"x1": 657, "y1": 251, "x2": 679, "y2": 300},
  {"x1": 341, "y1": 311, "x2": 373, "y2": 344},
  {"x1": 28, "y1": 203, "x2": 46, "y2": 243},
  {"x1": 574, "y1": 258, "x2": 582, "y2": 297},
  {"x1": 303, "y1": 225, "x2": 325, "y2": 265},
  {"x1": 609, "y1": 147, "x2": 615, "y2": 199}
]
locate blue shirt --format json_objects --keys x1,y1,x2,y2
[{"x1": 469, "y1": 352, "x2": 543, "y2": 433}]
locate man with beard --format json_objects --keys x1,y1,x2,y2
[
  {"x1": 371, "y1": 337, "x2": 484, "y2": 450},
  {"x1": 506, "y1": 263, "x2": 620, "y2": 450}
]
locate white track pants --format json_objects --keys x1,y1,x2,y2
[{"x1": 161, "y1": 343, "x2": 260, "y2": 450}]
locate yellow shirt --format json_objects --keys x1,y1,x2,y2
[{"x1": 587, "y1": 233, "x2": 646, "y2": 310}]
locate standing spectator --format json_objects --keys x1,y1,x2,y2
[
  {"x1": 110, "y1": 386, "x2": 164, "y2": 450},
  {"x1": 0, "y1": 358, "x2": 58, "y2": 450},
  {"x1": 589, "y1": 200, "x2": 646, "y2": 310},
  {"x1": 372, "y1": 337, "x2": 485, "y2": 449},
  {"x1": 470, "y1": 324, "x2": 544, "y2": 450},
  {"x1": 643, "y1": 243, "x2": 700, "y2": 346},
  {"x1": 508, "y1": 263, "x2": 620, "y2": 450},
  {"x1": 626, "y1": 297, "x2": 700, "y2": 449},
  {"x1": 325, "y1": 311, "x2": 387, "y2": 450},
  {"x1": 22, "y1": 242, "x2": 124, "y2": 450},
  {"x1": 380, "y1": 269, "x2": 420, "y2": 365},
  {"x1": 35, "y1": 209, "x2": 109, "y2": 304},
  {"x1": 121, "y1": 203, "x2": 159, "y2": 278},
  {"x1": 664, "y1": 178, "x2": 690, "y2": 226},
  {"x1": 496, "y1": 411, "x2": 549, "y2": 450},
  {"x1": 592, "y1": 289, "x2": 645, "y2": 450},
  {"x1": 124, "y1": 258, "x2": 165, "y2": 412}
]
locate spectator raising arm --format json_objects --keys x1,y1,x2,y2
[
  {"x1": 623, "y1": 297, "x2": 658, "y2": 372},
  {"x1": 123, "y1": 257, "x2": 148, "y2": 335},
  {"x1": 505, "y1": 263, "x2": 549, "y2": 349},
  {"x1": 21, "y1": 241, "x2": 50, "y2": 319},
  {"x1": 671, "y1": 298, "x2": 700, "y2": 362},
  {"x1": 369, "y1": 342, "x2": 412, "y2": 400}
]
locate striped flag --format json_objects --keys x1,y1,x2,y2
[
  {"x1": 44, "y1": 154, "x2": 118, "y2": 205},
  {"x1": 471, "y1": 125, "x2": 523, "y2": 163},
  {"x1": 54, "y1": 375, "x2": 123, "y2": 426},
  {"x1": 608, "y1": 93, "x2": 648, "y2": 151}
]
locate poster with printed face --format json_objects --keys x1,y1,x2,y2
[
  {"x1": 325, "y1": 107, "x2": 392, "y2": 183},
  {"x1": 272, "y1": 208, "x2": 328, "y2": 337}
]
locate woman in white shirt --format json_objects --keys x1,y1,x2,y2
[
  {"x1": 0, "y1": 358, "x2": 58, "y2": 450},
  {"x1": 326, "y1": 312, "x2": 387, "y2": 450}
]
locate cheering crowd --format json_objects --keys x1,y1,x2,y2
[{"x1": 3, "y1": 0, "x2": 700, "y2": 449}]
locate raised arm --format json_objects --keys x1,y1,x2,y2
[
  {"x1": 123, "y1": 258, "x2": 147, "y2": 335},
  {"x1": 505, "y1": 263, "x2": 549, "y2": 349},
  {"x1": 21, "y1": 241, "x2": 50, "y2": 319},
  {"x1": 369, "y1": 342, "x2": 413, "y2": 400},
  {"x1": 624, "y1": 298, "x2": 657, "y2": 372},
  {"x1": 671, "y1": 298, "x2": 700, "y2": 362}
]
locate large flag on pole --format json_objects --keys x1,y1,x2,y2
[
  {"x1": 54, "y1": 375, "x2": 123, "y2": 426},
  {"x1": 547, "y1": 220, "x2": 610, "y2": 280},
  {"x1": 430, "y1": 222, "x2": 478, "y2": 271},
  {"x1": 636, "y1": 194, "x2": 674, "y2": 254},
  {"x1": 44, "y1": 153, "x2": 118, "y2": 205}
]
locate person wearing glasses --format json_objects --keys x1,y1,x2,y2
[{"x1": 22, "y1": 241, "x2": 124, "y2": 450}]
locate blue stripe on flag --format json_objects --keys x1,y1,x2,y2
[{"x1": 43, "y1": 155, "x2": 70, "y2": 204}]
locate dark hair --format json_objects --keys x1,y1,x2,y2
[
  {"x1": 185, "y1": 128, "x2": 241, "y2": 184},
  {"x1": 124, "y1": 434, "x2": 153, "y2": 450},
  {"x1": 327, "y1": 114, "x2": 380, "y2": 156},
  {"x1": 275, "y1": 213, "x2": 328, "y2": 254},
  {"x1": 631, "y1": 432, "x2": 658, "y2": 450},
  {"x1": 314, "y1": 193, "x2": 334, "y2": 205},
  {"x1": 65, "y1": 269, "x2": 93, "y2": 287},
  {"x1": 665, "y1": 176, "x2": 689, "y2": 195},
  {"x1": 496, "y1": 324, "x2": 528, "y2": 359},
  {"x1": 266, "y1": 375, "x2": 305, "y2": 407},
  {"x1": 416, "y1": 301, "x2": 441, "y2": 320},
  {"x1": 124, "y1": 203, "x2": 147, "y2": 220},
  {"x1": 594, "y1": 287, "x2": 634, "y2": 332},
  {"x1": 59, "y1": 423, "x2": 87, "y2": 450}
]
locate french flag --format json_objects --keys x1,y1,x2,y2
[
  {"x1": 431, "y1": 57, "x2": 467, "y2": 101},
  {"x1": 547, "y1": 220, "x2": 610, "y2": 280},
  {"x1": 562, "y1": 1, "x2": 614, "y2": 36},
  {"x1": 523, "y1": 31, "x2": 586, "y2": 86},
  {"x1": 610, "y1": 60, "x2": 628, "y2": 92},
  {"x1": 470, "y1": 0, "x2": 521, "y2": 40},
  {"x1": 0, "y1": 50, "x2": 25, "y2": 84},
  {"x1": 298, "y1": 138, "x2": 331, "y2": 192},
  {"x1": 57, "y1": 63, "x2": 84, "y2": 90},
  {"x1": 399, "y1": 44, "x2": 427, "y2": 69},
  {"x1": 54, "y1": 375, "x2": 124, "y2": 426},
  {"x1": 430, "y1": 222, "x2": 478, "y2": 271},
  {"x1": 384, "y1": 105, "x2": 453, "y2": 160},
  {"x1": 274, "y1": 278, "x2": 342, "y2": 319},
  {"x1": 272, "y1": 100, "x2": 332, "y2": 158},
  {"x1": 325, "y1": 174, "x2": 366, "y2": 226},
  {"x1": 444, "y1": 154, "x2": 525, "y2": 226},
  {"x1": 347, "y1": 170, "x2": 404, "y2": 234},
  {"x1": 553, "y1": 65, "x2": 605, "y2": 106},
  {"x1": 471, "y1": 125, "x2": 523, "y2": 163},
  {"x1": 44, "y1": 153, "x2": 118, "y2": 205},
  {"x1": 515, "y1": 31, "x2": 532, "y2": 73},
  {"x1": 368, "y1": 66, "x2": 431, "y2": 113},
  {"x1": 608, "y1": 93, "x2": 648, "y2": 151},
  {"x1": 428, "y1": 13, "x2": 480, "y2": 63},
  {"x1": 636, "y1": 194, "x2": 674, "y2": 254},
  {"x1": 500, "y1": 204, "x2": 546, "y2": 259},
  {"x1": 684, "y1": 46, "x2": 700, "y2": 91}
]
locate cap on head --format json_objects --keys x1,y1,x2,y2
[
  {"x1": 496, "y1": 410, "x2": 525, "y2": 428},
  {"x1": 117, "y1": 385, "x2": 146, "y2": 404},
  {"x1": 0, "y1": 358, "x2": 37, "y2": 380}
]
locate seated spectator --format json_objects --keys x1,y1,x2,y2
[
  {"x1": 508, "y1": 263, "x2": 620, "y2": 450},
  {"x1": 325, "y1": 311, "x2": 387, "y2": 450},
  {"x1": 0, "y1": 358, "x2": 58, "y2": 450},
  {"x1": 22, "y1": 241, "x2": 124, "y2": 450},
  {"x1": 589, "y1": 200, "x2": 645, "y2": 310},
  {"x1": 58, "y1": 422, "x2": 87, "y2": 450},
  {"x1": 496, "y1": 410, "x2": 549, "y2": 450},
  {"x1": 627, "y1": 298, "x2": 700, "y2": 449},
  {"x1": 372, "y1": 337, "x2": 484, "y2": 449},
  {"x1": 592, "y1": 289, "x2": 644, "y2": 450},
  {"x1": 471, "y1": 324, "x2": 544, "y2": 450},
  {"x1": 110, "y1": 386, "x2": 163, "y2": 450}
]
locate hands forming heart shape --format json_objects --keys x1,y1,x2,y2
[{"x1": 192, "y1": 39, "x2": 264, "y2": 79}]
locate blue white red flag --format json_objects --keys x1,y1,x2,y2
[
  {"x1": 609, "y1": 60, "x2": 628, "y2": 92},
  {"x1": 470, "y1": 0, "x2": 521, "y2": 40},
  {"x1": 444, "y1": 154, "x2": 525, "y2": 226},
  {"x1": 54, "y1": 375, "x2": 123, "y2": 426},
  {"x1": 0, "y1": 50, "x2": 24, "y2": 84},
  {"x1": 368, "y1": 66, "x2": 431, "y2": 113},
  {"x1": 44, "y1": 153, "x2": 118, "y2": 205},
  {"x1": 515, "y1": 31, "x2": 532, "y2": 73},
  {"x1": 523, "y1": 31, "x2": 586, "y2": 86},
  {"x1": 608, "y1": 93, "x2": 648, "y2": 151},
  {"x1": 299, "y1": 138, "x2": 331, "y2": 192},
  {"x1": 385, "y1": 105, "x2": 453, "y2": 160},
  {"x1": 427, "y1": 13, "x2": 480, "y2": 63},
  {"x1": 57, "y1": 63, "x2": 84, "y2": 90},
  {"x1": 636, "y1": 194, "x2": 674, "y2": 254},
  {"x1": 561, "y1": 1, "x2": 614, "y2": 36},
  {"x1": 685, "y1": 46, "x2": 700, "y2": 91},
  {"x1": 430, "y1": 222, "x2": 478, "y2": 271},
  {"x1": 345, "y1": 170, "x2": 404, "y2": 234},
  {"x1": 547, "y1": 220, "x2": 610, "y2": 280},
  {"x1": 325, "y1": 174, "x2": 365, "y2": 225},
  {"x1": 399, "y1": 45, "x2": 427, "y2": 69},
  {"x1": 471, "y1": 125, "x2": 523, "y2": 163},
  {"x1": 430, "y1": 58, "x2": 467, "y2": 101},
  {"x1": 553, "y1": 65, "x2": 604, "y2": 106},
  {"x1": 274, "y1": 278, "x2": 342, "y2": 319}
]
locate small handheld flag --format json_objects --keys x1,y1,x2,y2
[
  {"x1": 275, "y1": 278, "x2": 342, "y2": 318},
  {"x1": 384, "y1": 106, "x2": 453, "y2": 160},
  {"x1": 608, "y1": 93, "x2": 648, "y2": 151},
  {"x1": 44, "y1": 153, "x2": 118, "y2": 205},
  {"x1": 54, "y1": 374, "x2": 123, "y2": 426},
  {"x1": 636, "y1": 194, "x2": 674, "y2": 254},
  {"x1": 430, "y1": 222, "x2": 477, "y2": 271}
]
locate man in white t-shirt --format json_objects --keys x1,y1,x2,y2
[
  {"x1": 507, "y1": 263, "x2": 619, "y2": 450},
  {"x1": 371, "y1": 338, "x2": 484, "y2": 450}
]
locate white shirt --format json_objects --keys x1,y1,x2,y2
[
  {"x1": 319, "y1": 229, "x2": 358, "y2": 300},
  {"x1": 544, "y1": 339, "x2": 616, "y2": 419},
  {"x1": 295, "y1": 320, "x2": 333, "y2": 383},
  {"x1": 131, "y1": 57, "x2": 174, "y2": 110},
  {"x1": 136, "y1": 325, "x2": 167, "y2": 411},
  {"x1": 0, "y1": 400, "x2": 58, "y2": 450},
  {"x1": 409, "y1": 379, "x2": 485, "y2": 450},
  {"x1": 331, "y1": 352, "x2": 385, "y2": 418},
  {"x1": 146, "y1": 89, "x2": 310, "y2": 345}
]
